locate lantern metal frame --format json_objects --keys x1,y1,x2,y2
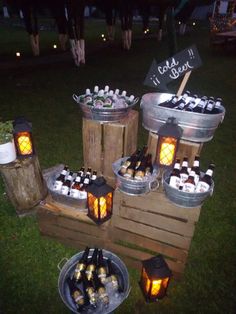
[
  {"x1": 13, "y1": 117, "x2": 35, "y2": 158},
  {"x1": 86, "y1": 177, "x2": 114, "y2": 225},
  {"x1": 156, "y1": 117, "x2": 183, "y2": 169},
  {"x1": 139, "y1": 254, "x2": 172, "y2": 302}
]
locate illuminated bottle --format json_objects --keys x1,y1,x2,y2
[
  {"x1": 106, "y1": 258, "x2": 121, "y2": 293},
  {"x1": 195, "y1": 164, "x2": 215, "y2": 193},
  {"x1": 169, "y1": 159, "x2": 181, "y2": 189},
  {"x1": 70, "y1": 172, "x2": 83, "y2": 198},
  {"x1": 67, "y1": 278, "x2": 85, "y2": 311},
  {"x1": 61, "y1": 171, "x2": 73, "y2": 195},
  {"x1": 182, "y1": 170, "x2": 196, "y2": 193},
  {"x1": 97, "y1": 249, "x2": 107, "y2": 284},
  {"x1": 145, "y1": 153, "x2": 153, "y2": 176},
  {"x1": 93, "y1": 271, "x2": 109, "y2": 307},
  {"x1": 180, "y1": 157, "x2": 189, "y2": 183},
  {"x1": 53, "y1": 165, "x2": 68, "y2": 192},
  {"x1": 73, "y1": 246, "x2": 90, "y2": 282},
  {"x1": 134, "y1": 155, "x2": 148, "y2": 180},
  {"x1": 81, "y1": 271, "x2": 97, "y2": 308},
  {"x1": 86, "y1": 248, "x2": 98, "y2": 281},
  {"x1": 135, "y1": 145, "x2": 148, "y2": 169},
  {"x1": 118, "y1": 149, "x2": 140, "y2": 176}
]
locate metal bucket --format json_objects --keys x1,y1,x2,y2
[
  {"x1": 140, "y1": 93, "x2": 225, "y2": 142},
  {"x1": 73, "y1": 94, "x2": 139, "y2": 122},
  {"x1": 112, "y1": 158, "x2": 160, "y2": 196},
  {"x1": 58, "y1": 249, "x2": 130, "y2": 314},
  {"x1": 162, "y1": 170, "x2": 214, "y2": 208},
  {"x1": 43, "y1": 164, "x2": 87, "y2": 210}
]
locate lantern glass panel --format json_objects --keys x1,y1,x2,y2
[
  {"x1": 142, "y1": 268, "x2": 151, "y2": 295},
  {"x1": 16, "y1": 131, "x2": 33, "y2": 155},
  {"x1": 159, "y1": 137, "x2": 177, "y2": 166},
  {"x1": 87, "y1": 192, "x2": 113, "y2": 220},
  {"x1": 151, "y1": 277, "x2": 169, "y2": 297}
]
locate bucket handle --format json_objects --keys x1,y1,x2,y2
[
  {"x1": 57, "y1": 257, "x2": 69, "y2": 271},
  {"x1": 149, "y1": 179, "x2": 159, "y2": 191},
  {"x1": 133, "y1": 97, "x2": 139, "y2": 106},
  {"x1": 72, "y1": 94, "x2": 80, "y2": 103},
  {"x1": 125, "y1": 286, "x2": 132, "y2": 299}
]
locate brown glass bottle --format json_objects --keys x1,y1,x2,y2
[
  {"x1": 79, "y1": 174, "x2": 90, "y2": 200},
  {"x1": 61, "y1": 171, "x2": 73, "y2": 195},
  {"x1": 192, "y1": 155, "x2": 200, "y2": 185},
  {"x1": 53, "y1": 165, "x2": 69, "y2": 192},
  {"x1": 144, "y1": 153, "x2": 153, "y2": 176},
  {"x1": 97, "y1": 249, "x2": 107, "y2": 284},
  {"x1": 70, "y1": 172, "x2": 82, "y2": 198},
  {"x1": 85, "y1": 248, "x2": 98, "y2": 281},
  {"x1": 67, "y1": 277, "x2": 85, "y2": 311},
  {"x1": 195, "y1": 164, "x2": 215, "y2": 193},
  {"x1": 134, "y1": 155, "x2": 148, "y2": 180},
  {"x1": 81, "y1": 270, "x2": 97, "y2": 308},
  {"x1": 118, "y1": 149, "x2": 141, "y2": 176},
  {"x1": 73, "y1": 246, "x2": 90, "y2": 282},
  {"x1": 182, "y1": 170, "x2": 196, "y2": 193},
  {"x1": 106, "y1": 258, "x2": 121, "y2": 293},
  {"x1": 93, "y1": 271, "x2": 109, "y2": 307},
  {"x1": 169, "y1": 159, "x2": 181, "y2": 189},
  {"x1": 180, "y1": 157, "x2": 189, "y2": 183}
]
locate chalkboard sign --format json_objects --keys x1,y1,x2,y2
[{"x1": 144, "y1": 45, "x2": 202, "y2": 91}]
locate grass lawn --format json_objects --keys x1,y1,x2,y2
[{"x1": 0, "y1": 16, "x2": 236, "y2": 314}]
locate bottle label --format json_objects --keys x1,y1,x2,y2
[
  {"x1": 70, "y1": 189, "x2": 80, "y2": 199},
  {"x1": 195, "y1": 181, "x2": 210, "y2": 193},
  {"x1": 169, "y1": 176, "x2": 180, "y2": 189},
  {"x1": 79, "y1": 191, "x2": 87, "y2": 199},
  {"x1": 91, "y1": 174, "x2": 97, "y2": 181},
  {"x1": 84, "y1": 178, "x2": 90, "y2": 185},
  {"x1": 53, "y1": 180, "x2": 63, "y2": 191},
  {"x1": 205, "y1": 169, "x2": 213, "y2": 176},
  {"x1": 75, "y1": 176, "x2": 81, "y2": 183},
  {"x1": 134, "y1": 171, "x2": 145, "y2": 180},
  {"x1": 194, "y1": 174, "x2": 200, "y2": 185},
  {"x1": 74, "y1": 293, "x2": 84, "y2": 303},
  {"x1": 182, "y1": 182, "x2": 195, "y2": 193},
  {"x1": 180, "y1": 173, "x2": 188, "y2": 183},
  {"x1": 61, "y1": 185, "x2": 69, "y2": 195},
  {"x1": 61, "y1": 169, "x2": 67, "y2": 175}
]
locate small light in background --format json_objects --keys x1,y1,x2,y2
[
  {"x1": 16, "y1": 52, "x2": 21, "y2": 57},
  {"x1": 178, "y1": 21, "x2": 181, "y2": 25},
  {"x1": 101, "y1": 34, "x2": 107, "y2": 42},
  {"x1": 53, "y1": 44, "x2": 57, "y2": 49},
  {"x1": 192, "y1": 22, "x2": 196, "y2": 26}
]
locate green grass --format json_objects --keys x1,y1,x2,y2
[{"x1": 0, "y1": 17, "x2": 236, "y2": 313}]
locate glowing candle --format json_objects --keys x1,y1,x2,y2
[{"x1": 18, "y1": 133, "x2": 33, "y2": 155}]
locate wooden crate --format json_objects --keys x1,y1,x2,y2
[
  {"x1": 147, "y1": 132, "x2": 203, "y2": 165},
  {"x1": 36, "y1": 188, "x2": 202, "y2": 279},
  {"x1": 82, "y1": 110, "x2": 138, "y2": 184}
]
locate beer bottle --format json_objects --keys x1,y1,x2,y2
[
  {"x1": 158, "y1": 95, "x2": 178, "y2": 108},
  {"x1": 182, "y1": 170, "x2": 196, "y2": 193},
  {"x1": 83, "y1": 88, "x2": 93, "y2": 106},
  {"x1": 184, "y1": 94, "x2": 198, "y2": 111},
  {"x1": 118, "y1": 149, "x2": 140, "y2": 176},
  {"x1": 169, "y1": 159, "x2": 181, "y2": 189},
  {"x1": 211, "y1": 97, "x2": 222, "y2": 114},
  {"x1": 123, "y1": 159, "x2": 137, "y2": 178},
  {"x1": 73, "y1": 247, "x2": 90, "y2": 282},
  {"x1": 97, "y1": 249, "x2": 107, "y2": 284},
  {"x1": 104, "y1": 85, "x2": 109, "y2": 95},
  {"x1": 192, "y1": 155, "x2": 200, "y2": 185},
  {"x1": 192, "y1": 96, "x2": 208, "y2": 113},
  {"x1": 203, "y1": 96, "x2": 215, "y2": 114},
  {"x1": 94, "y1": 90, "x2": 105, "y2": 108},
  {"x1": 174, "y1": 91, "x2": 190, "y2": 110},
  {"x1": 134, "y1": 155, "x2": 148, "y2": 180},
  {"x1": 86, "y1": 248, "x2": 98, "y2": 281},
  {"x1": 180, "y1": 157, "x2": 189, "y2": 183},
  {"x1": 195, "y1": 164, "x2": 215, "y2": 193},
  {"x1": 135, "y1": 145, "x2": 148, "y2": 169},
  {"x1": 106, "y1": 258, "x2": 121, "y2": 293},
  {"x1": 93, "y1": 271, "x2": 109, "y2": 307},
  {"x1": 66, "y1": 277, "x2": 86, "y2": 311},
  {"x1": 78, "y1": 166, "x2": 85, "y2": 177},
  {"x1": 70, "y1": 172, "x2": 83, "y2": 199},
  {"x1": 103, "y1": 90, "x2": 114, "y2": 108},
  {"x1": 81, "y1": 271, "x2": 97, "y2": 308},
  {"x1": 79, "y1": 174, "x2": 90, "y2": 200},
  {"x1": 61, "y1": 171, "x2": 73, "y2": 195},
  {"x1": 91, "y1": 170, "x2": 97, "y2": 183},
  {"x1": 52, "y1": 165, "x2": 69, "y2": 192},
  {"x1": 93, "y1": 85, "x2": 99, "y2": 97},
  {"x1": 145, "y1": 153, "x2": 153, "y2": 176}
]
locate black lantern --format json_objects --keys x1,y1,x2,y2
[
  {"x1": 13, "y1": 117, "x2": 35, "y2": 158},
  {"x1": 86, "y1": 177, "x2": 114, "y2": 225},
  {"x1": 156, "y1": 117, "x2": 183, "y2": 168},
  {"x1": 139, "y1": 255, "x2": 172, "y2": 302}
]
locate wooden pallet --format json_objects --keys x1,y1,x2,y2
[
  {"x1": 147, "y1": 132, "x2": 203, "y2": 165},
  {"x1": 82, "y1": 110, "x2": 138, "y2": 185},
  {"x1": 36, "y1": 188, "x2": 201, "y2": 279}
]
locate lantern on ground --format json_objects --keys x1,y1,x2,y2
[
  {"x1": 139, "y1": 255, "x2": 172, "y2": 302},
  {"x1": 87, "y1": 177, "x2": 114, "y2": 225},
  {"x1": 13, "y1": 117, "x2": 35, "y2": 158},
  {"x1": 156, "y1": 117, "x2": 182, "y2": 168}
]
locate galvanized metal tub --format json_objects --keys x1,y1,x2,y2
[
  {"x1": 162, "y1": 170, "x2": 214, "y2": 208},
  {"x1": 43, "y1": 164, "x2": 87, "y2": 210},
  {"x1": 112, "y1": 157, "x2": 160, "y2": 196},
  {"x1": 58, "y1": 249, "x2": 130, "y2": 314},
  {"x1": 140, "y1": 93, "x2": 225, "y2": 142},
  {"x1": 73, "y1": 94, "x2": 139, "y2": 122}
]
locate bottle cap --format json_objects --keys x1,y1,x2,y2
[{"x1": 94, "y1": 86, "x2": 99, "y2": 93}]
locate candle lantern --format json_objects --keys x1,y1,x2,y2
[
  {"x1": 156, "y1": 117, "x2": 182, "y2": 168},
  {"x1": 87, "y1": 177, "x2": 114, "y2": 225},
  {"x1": 13, "y1": 117, "x2": 35, "y2": 158},
  {"x1": 139, "y1": 255, "x2": 172, "y2": 302}
]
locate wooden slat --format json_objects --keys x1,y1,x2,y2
[
  {"x1": 119, "y1": 206, "x2": 195, "y2": 237},
  {"x1": 103, "y1": 123, "x2": 124, "y2": 178},
  {"x1": 122, "y1": 110, "x2": 138, "y2": 156},
  {"x1": 109, "y1": 228, "x2": 188, "y2": 263},
  {"x1": 112, "y1": 215, "x2": 191, "y2": 250},
  {"x1": 83, "y1": 118, "x2": 102, "y2": 173},
  {"x1": 115, "y1": 190, "x2": 201, "y2": 223}
]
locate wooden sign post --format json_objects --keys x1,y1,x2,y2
[{"x1": 144, "y1": 45, "x2": 202, "y2": 92}]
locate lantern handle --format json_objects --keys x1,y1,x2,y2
[
  {"x1": 57, "y1": 257, "x2": 69, "y2": 271},
  {"x1": 133, "y1": 97, "x2": 139, "y2": 105}
]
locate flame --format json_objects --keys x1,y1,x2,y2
[
  {"x1": 17, "y1": 132, "x2": 33, "y2": 155},
  {"x1": 159, "y1": 137, "x2": 177, "y2": 166}
]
